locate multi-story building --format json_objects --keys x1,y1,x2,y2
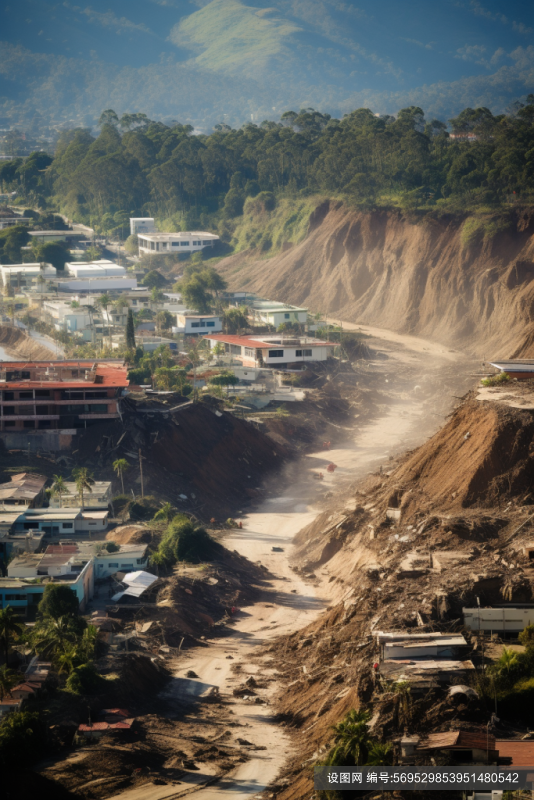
[
  {"x1": 249, "y1": 300, "x2": 309, "y2": 328},
  {"x1": 203, "y1": 333, "x2": 336, "y2": 367},
  {"x1": 130, "y1": 218, "x2": 156, "y2": 235},
  {"x1": 0, "y1": 360, "x2": 129, "y2": 449},
  {"x1": 0, "y1": 263, "x2": 57, "y2": 291},
  {"x1": 137, "y1": 231, "x2": 219, "y2": 256}
]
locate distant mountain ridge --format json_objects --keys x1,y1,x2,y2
[{"x1": 1, "y1": 0, "x2": 533, "y2": 132}]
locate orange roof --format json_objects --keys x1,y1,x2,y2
[
  {"x1": 1, "y1": 361, "x2": 128, "y2": 389},
  {"x1": 202, "y1": 333, "x2": 335, "y2": 348},
  {"x1": 496, "y1": 740, "x2": 534, "y2": 766}
]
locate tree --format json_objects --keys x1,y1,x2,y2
[
  {"x1": 156, "y1": 309, "x2": 173, "y2": 333},
  {"x1": 329, "y1": 709, "x2": 372, "y2": 767},
  {"x1": 0, "y1": 607, "x2": 23, "y2": 665},
  {"x1": 142, "y1": 270, "x2": 166, "y2": 289},
  {"x1": 153, "y1": 502, "x2": 176, "y2": 522},
  {"x1": 222, "y1": 307, "x2": 248, "y2": 333},
  {"x1": 366, "y1": 741, "x2": 393, "y2": 766},
  {"x1": 124, "y1": 234, "x2": 138, "y2": 255},
  {"x1": 51, "y1": 474, "x2": 67, "y2": 508},
  {"x1": 38, "y1": 586, "x2": 79, "y2": 620},
  {"x1": 98, "y1": 109, "x2": 120, "y2": 128},
  {"x1": 104, "y1": 541, "x2": 120, "y2": 552},
  {"x1": 72, "y1": 467, "x2": 94, "y2": 508},
  {"x1": 0, "y1": 665, "x2": 18, "y2": 700},
  {"x1": 208, "y1": 370, "x2": 239, "y2": 390},
  {"x1": 95, "y1": 294, "x2": 112, "y2": 347},
  {"x1": 113, "y1": 458, "x2": 129, "y2": 494},
  {"x1": 126, "y1": 308, "x2": 136, "y2": 350},
  {"x1": 33, "y1": 242, "x2": 70, "y2": 271}
]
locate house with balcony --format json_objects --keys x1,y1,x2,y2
[
  {"x1": 203, "y1": 333, "x2": 336, "y2": 368},
  {"x1": 0, "y1": 360, "x2": 129, "y2": 450},
  {"x1": 137, "y1": 231, "x2": 219, "y2": 256}
]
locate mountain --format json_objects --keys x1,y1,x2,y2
[{"x1": 1, "y1": 0, "x2": 533, "y2": 133}]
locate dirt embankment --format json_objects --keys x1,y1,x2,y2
[
  {"x1": 0, "y1": 324, "x2": 56, "y2": 360},
  {"x1": 267, "y1": 386, "x2": 534, "y2": 800},
  {"x1": 217, "y1": 203, "x2": 534, "y2": 358}
]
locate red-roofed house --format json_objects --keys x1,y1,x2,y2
[
  {"x1": 203, "y1": 334, "x2": 336, "y2": 368},
  {"x1": 0, "y1": 360, "x2": 129, "y2": 451}
]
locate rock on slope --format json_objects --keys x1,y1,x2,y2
[{"x1": 218, "y1": 201, "x2": 534, "y2": 358}]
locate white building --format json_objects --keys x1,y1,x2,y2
[
  {"x1": 12, "y1": 508, "x2": 109, "y2": 535},
  {"x1": 49, "y1": 481, "x2": 112, "y2": 509},
  {"x1": 249, "y1": 300, "x2": 309, "y2": 328},
  {"x1": 463, "y1": 606, "x2": 534, "y2": 633},
  {"x1": 137, "y1": 231, "x2": 219, "y2": 256},
  {"x1": 203, "y1": 333, "x2": 336, "y2": 367},
  {"x1": 130, "y1": 218, "x2": 156, "y2": 235},
  {"x1": 57, "y1": 276, "x2": 137, "y2": 293},
  {"x1": 173, "y1": 313, "x2": 222, "y2": 335},
  {"x1": 43, "y1": 301, "x2": 93, "y2": 337},
  {"x1": 0, "y1": 263, "x2": 56, "y2": 290},
  {"x1": 65, "y1": 260, "x2": 127, "y2": 278}
]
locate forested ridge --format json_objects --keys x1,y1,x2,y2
[{"x1": 1, "y1": 101, "x2": 534, "y2": 241}]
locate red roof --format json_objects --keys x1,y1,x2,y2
[
  {"x1": 12, "y1": 683, "x2": 37, "y2": 693},
  {"x1": 496, "y1": 740, "x2": 534, "y2": 766},
  {"x1": 0, "y1": 361, "x2": 129, "y2": 389},
  {"x1": 202, "y1": 333, "x2": 336, "y2": 348},
  {"x1": 78, "y1": 719, "x2": 134, "y2": 732},
  {"x1": 418, "y1": 731, "x2": 496, "y2": 751}
]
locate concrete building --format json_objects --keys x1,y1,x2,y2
[
  {"x1": 0, "y1": 360, "x2": 129, "y2": 450},
  {"x1": 12, "y1": 507, "x2": 109, "y2": 536},
  {"x1": 249, "y1": 300, "x2": 308, "y2": 328},
  {"x1": 0, "y1": 473, "x2": 47, "y2": 509},
  {"x1": 0, "y1": 554, "x2": 94, "y2": 614},
  {"x1": 130, "y1": 218, "x2": 156, "y2": 235},
  {"x1": 203, "y1": 333, "x2": 336, "y2": 367},
  {"x1": 463, "y1": 605, "x2": 534, "y2": 633},
  {"x1": 27, "y1": 230, "x2": 82, "y2": 245},
  {"x1": 57, "y1": 276, "x2": 137, "y2": 293},
  {"x1": 174, "y1": 313, "x2": 222, "y2": 335},
  {"x1": 49, "y1": 480, "x2": 112, "y2": 509},
  {"x1": 0, "y1": 217, "x2": 26, "y2": 230},
  {"x1": 488, "y1": 360, "x2": 534, "y2": 380},
  {"x1": 137, "y1": 231, "x2": 219, "y2": 256},
  {"x1": 43, "y1": 301, "x2": 94, "y2": 338},
  {"x1": 139, "y1": 336, "x2": 177, "y2": 352},
  {"x1": 0, "y1": 263, "x2": 56, "y2": 291},
  {"x1": 65, "y1": 260, "x2": 127, "y2": 279}
]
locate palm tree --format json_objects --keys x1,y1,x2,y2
[
  {"x1": 112, "y1": 459, "x2": 129, "y2": 494},
  {"x1": 0, "y1": 665, "x2": 18, "y2": 700},
  {"x1": 72, "y1": 467, "x2": 94, "y2": 508},
  {"x1": 33, "y1": 616, "x2": 75, "y2": 659},
  {"x1": 329, "y1": 709, "x2": 372, "y2": 766},
  {"x1": 0, "y1": 607, "x2": 23, "y2": 665},
  {"x1": 51, "y1": 475, "x2": 68, "y2": 508},
  {"x1": 497, "y1": 647, "x2": 518, "y2": 676},
  {"x1": 95, "y1": 293, "x2": 112, "y2": 348},
  {"x1": 153, "y1": 502, "x2": 176, "y2": 522},
  {"x1": 79, "y1": 625, "x2": 98, "y2": 661},
  {"x1": 56, "y1": 646, "x2": 80, "y2": 675},
  {"x1": 366, "y1": 741, "x2": 393, "y2": 766}
]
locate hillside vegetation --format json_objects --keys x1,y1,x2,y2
[{"x1": 1, "y1": 100, "x2": 533, "y2": 241}]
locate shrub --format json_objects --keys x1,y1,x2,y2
[
  {"x1": 481, "y1": 372, "x2": 510, "y2": 387},
  {"x1": 104, "y1": 541, "x2": 119, "y2": 553},
  {"x1": 154, "y1": 515, "x2": 219, "y2": 567},
  {"x1": 38, "y1": 583, "x2": 79, "y2": 619},
  {"x1": 128, "y1": 496, "x2": 160, "y2": 520},
  {"x1": 66, "y1": 663, "x2": 106, "y2": 694}
]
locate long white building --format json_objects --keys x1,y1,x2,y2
[
  {"x1": 137, "y1": 231, "x2": 219, "y2": 256},
  {"x1": 203, "y1": 333, "x2": 336, "y2": 367}
]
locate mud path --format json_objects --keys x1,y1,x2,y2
[{"x1": 110, "y1": 328, "x2": 476, "y2": 800}]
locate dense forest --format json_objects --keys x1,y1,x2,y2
[{"x1": 1, "y1": 100, "x2": 534, "y2": 241}]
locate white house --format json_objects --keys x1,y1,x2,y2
[
  {"x1": 49, "y1": 481, "x2": 112, "y2": 509},
  {"x1": 173, "y1": 314, "x2": 222, "y2": 335},
  {"x1": 130, "y1": 218, "x2": 156, "y2": 235},
  {"x1": 249, "y1": 300, "x2": 308, "y2": 328},
  {"x1": 12, "y1": 508, "x2": 109, "y2": 535},
  {"x1": 463, "y1": 606, "x2": 534, "y2": 633},
  {"x1": 203, "y1": 333, "x2": 336, "y2": 367},
  {"x1": 43, "y1": 301, "x2": 93, "y2": 337},
  {"x1": 137, "y1": 231, "x2": 219, "y2": 256},
  {"x1": 0, "y1": 263, "x2": 56, "y2": 291}
]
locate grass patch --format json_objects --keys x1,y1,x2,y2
[
  {"x1": 481, "y1": 372, "x2": 510, "y2": 387},
  {"x1": 230, "y1": 196, "x2": 323, "y2": 255}
]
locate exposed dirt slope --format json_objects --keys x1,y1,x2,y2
[
  {"x1": 218, "y1": 202, "x2": 534, "y2": 358},
  {"x1": 0, "y1": 324, "x2": 56, "y2": 360}
]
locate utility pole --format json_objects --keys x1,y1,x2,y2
[{"x1": 138, "y1": 449, "x2": 144, "y2": 498}]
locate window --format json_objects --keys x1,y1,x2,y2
[
  {"x1": 5, "y1": 594, "x2": 25, "y2": 601},
  {"x1": 88, "y1": 522, "x2": 97, "y2": 526},
  {"x1": 244, "y1": 347, "x2": 255, "y2": 358},
  {"x1": 202, "y1": 240, "x2": 212, "y2": 245},
  {"x1": 4, "y1": 421, "x2": 15, "y2": 427},
  {"x1": 296, "y1": 350, "x2": 302, "y2": 357},
  {"x1": 191, "y1": 322, "x2": 200, "y2": 328},
  {"x1": 3, "y1": 392, "x2": 14, "y2": 400},
  {"x1": 120, "y1": 563, "x2": 133, "y2": 568},
  {"x1": 132, "y1": 299, "x2": 137, "y2": 305},
  {"x1": 172, "y1": 242, "x2": 180, "y2": 246},
  {"x1": 35, "y1": 390, "x2": 50, "y2": 398},
  {"x1": 284, "y1": 313, "x2": 290, "y2": 319},
  {"x1": 198, "y1": 321, "x2": 206, "y2": 327},
  {"x1": 23, "y1": 421, "x2": 34, "y2": 428},
  {"x1": 36, "y1": 406, "x2": 48, "y2": 414},
  {"x1": 62, "y1": 523, "x2": 73, "y2": 529},
  {"x1": 108, "y1": 562, "x2": 119, "y2": 568},
  {"x1": 136, "y1": 558, "x2": 145, "y2": 564},
  {"x1": 193, "y1": 240, "x2": 201, "y2": 246},
  {"x1": 180, "y1": 241, "x2": 190, "y2": 247},
  {"x1": 19, "y1": 391, "x2": 33, "y2": 399},
  {"x1": 230, "y1": 344, "x2": 242, "y2": 355},
  {"x1": 3, "y1": 407, "x2": 14, "y2": 415},
  {"x1": 303, "y1": 349, "x2": 312, "y2": 357},
  {"x1": 268, "y1": 350, "x2": 284, "y2": 358},
  {"x1": 38, "y1": 420, "x2": 51, "y2": 429},
  {"x1": 206, "y1": 321, "x2": 215, "y2": 327}
]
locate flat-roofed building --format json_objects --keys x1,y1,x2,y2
[
  {"x1": 174, "y1": 313, "x2": 222, "y2": 335},
  {"x1": 249, "y1": 300, "x2": 309, "y2": 328},
  {"x1": 137, "y1": 231, "x2": 219, "y2": 256},
  {"x1": 65, "y1": 260, "x2": 127, "y2": 278},
  {"x1": 203, "y1": 333, "x2": 336, "y2": 367},
  {"x1": 1, "y1": 551, "x2": 94, "y2": 613},
  {"x1": 49, "y1": 480, "x2": 111, "y2": 509},
  {"x1": 0, "y1": 263, "x2": 56, "y2": 290},
  {"x1": 0, "y1": 360, "x2": 129, "y2": 450},
  {"x1": 489, "y1": 360, "x2": 534, "y2": 380},
  {"x1": 130, "y1": 218, "x2": 156, "y2": 235},
  {"x1": 27, "y1": 230, "x2": 83, "y2": 244}
]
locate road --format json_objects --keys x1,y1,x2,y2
[{"x1": 108, "y1": 325, "x2": 476, "y2": 800}]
